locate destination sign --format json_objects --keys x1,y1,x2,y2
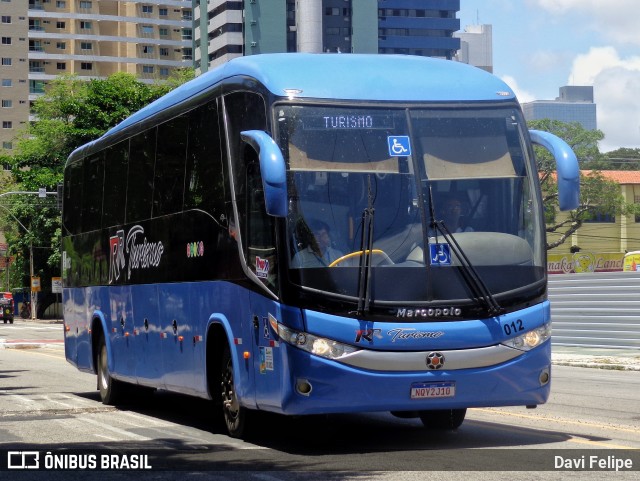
[{"x1": 302, "y1": 114, "x2": 395, "y2": 130}]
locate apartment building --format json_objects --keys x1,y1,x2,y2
[
  {"x1": 1, "y1": 0, "x2": 29, "y2": 154},
  {"x1": 195, "y1": 0, "x2": 461, "y2": 72},
  {"x1": 0, "y1": 0, "x2": 194, "y2": 156}
]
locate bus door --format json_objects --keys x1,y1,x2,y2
[{"x1": 244, "y1": 159, "x2": 283, "y2": 408}]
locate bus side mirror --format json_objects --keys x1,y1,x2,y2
[
  {"x1": 240, "y1": 130, "x2": 288, "y2": 217},
  {"x1": 529, "y1": 129, "x2": 580, "y2": 211}
]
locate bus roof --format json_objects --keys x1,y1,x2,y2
[{"x1": 71, "y1": 54, "x2": 517, "y2": 158}]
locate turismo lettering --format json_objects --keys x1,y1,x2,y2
[
  {"x1": 388, "y1": 328, "x2": 444, "y2": 342},
  {"x1": 109, "y1": 225, "x2": 165, "y2": 283},
  {"x1": 323, "y1": 115, "x2": 374, "y2": 129}
]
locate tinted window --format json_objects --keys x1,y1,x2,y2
[
  {"x1": 102, "y1": 140, "x2": 129, "y2": 228},
  {"x1": 82, "y1": 153, "x2": 104, "y2": 232},
  {"x1": 153, "y1": 115, "x2": 188, "y2": 216},
  {"x1": 224, "y1": 91, "x2": 267, "y2": 253},
  {"x1": 184, "y1": 99, "x2": 227, "y2": 217},
  {"x1": 127, "y1": 129, "x2": 156, "y2": 222},
  {"x1": 63, "y1": 160, "x2": 83, "y2": 235},
  {"x1": 224, "y1": 91, "x2": 267, "y2": 196}
]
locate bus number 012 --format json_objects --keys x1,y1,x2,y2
[{"x1": 503, "y1": 319, "x2": 524, "y2": 336}]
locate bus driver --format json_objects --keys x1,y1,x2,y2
[{"x1": 291, "y1": 219, "x2": 344, "y2": 268}]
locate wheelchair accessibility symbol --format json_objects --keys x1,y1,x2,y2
[
  {"x1": 429, "y1": 243, "x2": 451, "y2": 266},
  {"x1": 388, "y1": 136, "x2": 411, "y2": 157}
]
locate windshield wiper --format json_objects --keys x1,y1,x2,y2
[
  {"x1": 427, "y1": 186, "x2": 502, "y2": 317},
  {"x1": 355, "y1": 175, "x2": 376, "y2": 316}
]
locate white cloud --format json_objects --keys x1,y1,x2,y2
[
  {"x1": 500, "y1": 75, "x2": 536, "y2": 103},
  {"x1": 530, "y1": 50, "x2": 568, "y2": 74},
  {"x1": 533, "y1": 0, "x2": 640, "y2": 45},
  {"x1": 568, "y1": 47, "x2": 640, "y2": 151}
]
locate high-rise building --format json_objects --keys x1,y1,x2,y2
[
  {"x1": 1, "y1": 0, "x2": 29, "y2": 155},
  {"x1": 523, "y1": 86, "x2": 597, "y2": 131},
  {"x1": 195, "y1": 0, "x2": 461, "y2": 73},
  {"x1": 0, "y1": 1, "x2": 193, "y2": 157},
  {"x1": 454, "y1": 24, "x2": 493, "y2": 73}
]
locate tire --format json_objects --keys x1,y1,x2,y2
[
  {"x1": 220, "y1": 344, "x2": 249, "y2": 438},
  {"x1": 419, "y1": 408, "x2": 467, "y2": 430},
  {"x1": 9, "y1": 318, "x2": 13, "y2": 324},
  {"x1": 96, "y1": 335, "x2": 126, "y2": 405}
]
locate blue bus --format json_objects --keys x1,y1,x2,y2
[{"x1": 62, "y1": 54, "x2": 579, "y2": 437}]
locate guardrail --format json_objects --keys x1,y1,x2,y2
[{"x1": 548, "y1": 271, "x2": 640, "y2": 350}]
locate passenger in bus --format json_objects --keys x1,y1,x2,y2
[{"x1": 291, "y1": 219, "x2": 344, "y2": 268}]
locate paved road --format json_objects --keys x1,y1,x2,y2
[{"x1": 0, "y1": 321, "x2": 638, "y2": 480}]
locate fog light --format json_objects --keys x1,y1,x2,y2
[
  {"x1": 296, "y1": 379, "x2": 312, "y2": 396},
  {"x1": 539, "y1": 368, "x2": 550, "y2": 385}
]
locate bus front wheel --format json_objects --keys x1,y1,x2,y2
[
  {"x1": 97, "y1": 335, "x2": 125, "y2": 405},
  {"x1": 220, "y1": 345, "x2": 249, "y2": 438},
  {"x1": 419, "y1": 408, "x2": 466, "y2": 430}
]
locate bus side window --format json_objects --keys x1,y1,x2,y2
[
  {"x1": 223, "y1": 91, "x2": 272, "y2": 286},
  {"x1": 185, "y1": 99, "x2": 227, "y2": 216},
  {"x1": 154, "y1": 114, "x2": 188, "y2": 217},
  {"x1": 82, "y1": 153, "x2": 104, "y2": 232},
  {"x1": 64, "y1": 160, "x2": 83, "y2": 235},
  {"x1": 224, "y1": 91, "x2": 267, "y2": 196},
  {"x1": 102, "y1": 140, "x2": 129, "y2": 228},
  {"x1": 126, "y1": 129, "x2": 156, "y2": 223}
]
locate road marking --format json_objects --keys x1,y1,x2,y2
[
  {"x1": 1, "y1": 348, "x2": 66, "y2": 360},
  {"x1": 78, "y1": 416, "x2": 154, "y2": 441},
  {"x1": 6, "y1": 393, "x2": 36, "y2": 404},
  {"x1": 1, "y1": 339, "x2": 63, "y2": 344},
  {"x1": 474, "y1": 408, "x2": 640, "y2": 435},
  {"x1": 0, "y1": 325, "x2": 62, "y2": 330}
]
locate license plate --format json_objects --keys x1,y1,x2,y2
[{"x1": 410, "y1": 381, "x2": 456, "y2": 399}]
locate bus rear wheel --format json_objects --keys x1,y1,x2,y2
[
  {"x1": 97, "y1": 335, "x2": 126, "y2": 405},
  {"x1": 220, "y1": 345, "x2": 249, "y2": 438},
  {"x1": 419, "y1": 408, "x2": 466, "y2": 430}
]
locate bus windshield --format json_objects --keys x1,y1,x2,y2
[{"x1": 277, "y1": 104, "x2": 545, "y2": 311}]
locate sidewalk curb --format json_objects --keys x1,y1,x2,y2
[{"x1": 552, "y1": 353, "x2": 640, "y2": 371}]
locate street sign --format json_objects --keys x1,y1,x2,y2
[
  {"x1": 31, "y1": 276, "x2": 41, "y2": 292},
  {"x1": 52, "y1": 277, "x2": 62, "y2": 294}
]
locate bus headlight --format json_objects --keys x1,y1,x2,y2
[
  {"x1": 275, "y1": 324, "x2": 359, "y2": 360},
  {"x1": 501, "y1": 323, "x2": 551, "y2": 351}
]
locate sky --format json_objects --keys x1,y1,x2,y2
[{"x1": 458, "y1": 0, "x2": 640, "y2": 153}]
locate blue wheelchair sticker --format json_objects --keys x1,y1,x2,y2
[
  {"x1": 429, "y1": 243, "x2": 451, "y2": 266},
  {"x1": 388, "y1": 136, "x2": 411, "y2": 157}
]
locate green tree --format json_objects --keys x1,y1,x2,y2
[
  {"x1": 604, "y1": 147, "x2": 640, "y2": 170},
  {"x1": 1, "y1": 70, "x2": 192, "y2": 308},
  {"x1": 528, "y1": 120, "x2": 636, "y2": 250}
]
